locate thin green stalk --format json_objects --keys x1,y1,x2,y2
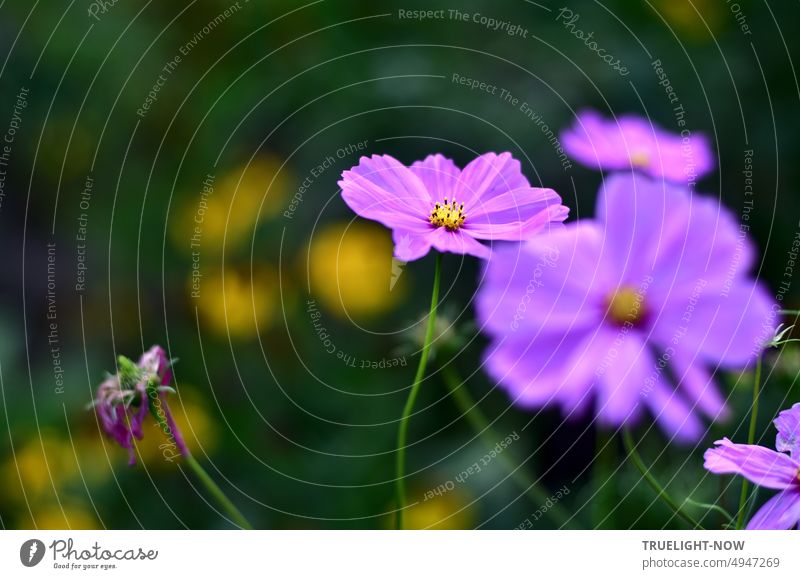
[
  {"x1": 183, "y1": 454, "x2": 253, "y2": 529},
  {"x1": 592, "y1": 430, "x2": 616, "y2": 529},
  {"x1": 779, "y1": 310, "x2": 800, "y2": 315},
  {"x1": 440, "y1": 364, "x2": 574, "y2": 528},
  {"x1": 395, "y1": 253, "x2": 441, "y2": 529},
  {"x1": 622, "y1": 428, "x2": 704, "y2": 529},
  {"x1": 736, "y1": 355, "x2": 762, "y2": 530}
]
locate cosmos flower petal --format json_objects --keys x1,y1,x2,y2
[
  {"x1": 392, "y1": 229, "x2": 433, "y2": 262},
  {"x1": 775, "y1": 403, "x2": 800, "y2": 460},
  {"x1": 746, "y1": 489, "x2": 800, "y2": 530},
  {"x1": 455, "y1": 152, "x2": 530, "y2": 206},
  {"x1": 703, "y1": 438, "x2": 798, "y2": 489},
  {"x1": 641, "y1": 379, "x2": 705, "y2": 443},
  {"x1": 428, "y1": 227, "x2": 491, "y2": 259},
  {"x1": 466, "y1": 187, "x2": 562, "y2": 222},
  {"x1": 475, "y1": 223, "x2": 608, "y2": 336},
  {"x1": 669, "y1": 351, "x2": 730, "y2": 421},
  {"x1": 409, "y1": 154, "x2": 461, "y2": 200},
  {"x1": 651, "y1": 279, "x2": 776, "y2": 368},
  {"x1": 339, "y1": 154, "x2": 432, "y2": 225},
  {"x1": 595, "y1": 333, "x2": 650, "y2": 427},
  {"x1": 463, "y1": 203, "x2": 568, "y2": 241}
]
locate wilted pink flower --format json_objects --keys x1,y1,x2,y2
[
  {"x1": 704, "y1": 404, "x2": 800, "y2": 529},
  {"x1": 338, "y1": 152, "x2": 568, "y2": 261},
  {"x1": 561, "y1": 110, "x2": 715, "y2": 184},
  {"x1": 91, "y1": 345, "x2": 187, "y2": 465}
]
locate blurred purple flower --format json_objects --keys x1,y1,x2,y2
[
  {"x1": 561, "y1": 110, "x2": 715, "y2": 184},
  {"x1": 338, "y1": 152, "x2": 568, "y2": 261},
  {"x1": 704, "y1": 404, "x2": 800, "y2": 529},
  {"x1": 92, "y1": 345, "x2": 187, "y2": 465},
  {"x1": 476, "y1": 171, "x2": 776, "y2": 442}
]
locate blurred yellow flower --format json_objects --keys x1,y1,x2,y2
[
  {"x1": 654, "y1": 0, "x2": 724, "y2": 38},
  {"x1": 402, "y1": 487, "x2": 475, "y2": 530},
  {"x1": 308, "y1": 222, "x2": 405, "y2": 319},
  {"x1": 29, "y1": 503, "x2": 99, "y2": 530},
  {"x1": 195, "y1": 266, "x2": 279, "y2": 338},
  {"x1": 171, "y1": 155, "x2": 291, "y2": 254},
  {"x1": 2, "y1": 435, "x2": 77, "y2": 502}
]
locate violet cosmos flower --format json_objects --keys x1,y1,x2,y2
[
  {"x1": 476, "y1": 171, "x2": 776, "y2": 441},
  {"x1": 91, "y1": 345, "x2": 187, "y2": 465},
  {"x1": 561, "y1": 110, "x2": 715, "y2": 184},
  {"x1": 704, "y1": 404, "x2": 800, "y2": 529},
  {"x1": 338, "y1": 153, "x2": 569, "y2": 261}
]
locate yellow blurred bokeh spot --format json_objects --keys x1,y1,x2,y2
[
  {"x1": 307, "y1": 222, "x2": 405, "y2": 319},
  {"x1": 30, "y1": 504, "x2": 99, "y2": 530},
  {"x1": 171, "y1": 155, "x2": 291, "y2": 255},
  {"x1": 402, "y1": 487, "x2": 475, "y2": 530},
  {"x1": 195, "y1": 266, "x2": 279, "y2": 338},
  {"x1": 2, "y1": 435, "x2": 78, "y2": 501}
]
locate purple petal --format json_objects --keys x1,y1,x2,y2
[
  {"x1": 775, "y1": 403, "x2": 800, "y2": 460},
  {"x1": 428, "y1": 228, "x2": 490, "y2": 259},
  {"x1": 339, "y1": 154, "x2": 431, "y2": 230},
  {"x1": 392, "y1": 229, "x2": 433, "y2": 262},
  {"x1": 746, "y1": 489, "x2": 800, "y2": 530},
  {"x1": 669, "y1": 351, "x2": 730, "y2": 421},
  {"x1": 640, "y1": 378, "x2": 705, "y2": 443},
  {"x1": 475, "y1": 222, "x2": 610, "y2": 337},
  {"x1": 409, "y1": 154, "x2": 461, "y2": 200},
  {"x1": 595, "y1": 331, "x2": 650, "y2": 427},
  {"x1": 454, "y1": 152, "x2": 530, "y2": 206},
  {"x1": 703, "y1": 438, "x2": 798, "y2": 489},
  {"x1": 651, "y1": 280, "x2": 777, "y2": 369},
  {"x1": 464, "y1": 202, "x2": 568, "y2": 241}
]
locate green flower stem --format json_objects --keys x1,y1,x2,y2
[
  {"x1": 621, "y1": 428, "x2": 704, "y2": 529},
  {"x1": 779, "y1": 310, "x2": 800, "y2": 315},
  {"x1": 182, "y1": 454, "x2": 253, "y2": 530},
  {"x1": 592, "y1": 430, "x2": 616, "y2": 529},
  {"x1": 149, "y1": 393, "x2": 253, "y2": 529},
  {"x1": 440, "y1": 364, "x2": 574, "y2": 528},
  {"x1": 395, "y1": 252, "x2": 442, "y2": 529},
  {"x1": 736, "y1": 354, "x2": 763, "y2": 530}
]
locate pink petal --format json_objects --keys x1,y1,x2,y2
[
  {"x1": 409, "y1": 154, "x2": 461, "y2": 200},
  {"x1": 746, "y1": 489, "x2": 800, "y2": 530},
  {"x1": 703, "y1": 438, "x2": 798, "y2": 489},
  {"x1": 454, "y1": 152, "x2": 530, "y2": 206},
  {"x1": 428, "y1": 227, "x2": 490, "y2": 259},
  {"x1": 392, "y1": 229, "x2": 433, "y2": 262}
]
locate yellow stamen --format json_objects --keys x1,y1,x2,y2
[
  {"x1": 630, "y1": 151, "x2": 650, "y2": 168},
  {"x1": 429, "y1": 198, "x2": 466, "y2": 231},
  {"x1": 607, "y1": 286, "x2": 645, "y2": 326}
]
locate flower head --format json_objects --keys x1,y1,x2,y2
[
  {"x1": 704, "y1": 404, "x2": 800, "y2": 529},
  {"x1": 561, "y1": 110, "x2": 715, "y2": 183},
  {"x1": 476, "y1": 171, "x2": 776, "y2": 442},
  {"x1": 91, "y1": 345, "x2": 187, "y2": 465},
  {"x1": 338, "y1": 153, "x2": 568, "y2": 261}
]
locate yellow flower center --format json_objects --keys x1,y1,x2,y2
[
  {"x1": 630, "y1": 151, "x2": 650, "y2": 168},
  {"x1": 429, "y1": 198, "x2": 466, "y2": 231},
  {"x1": 607, "y1": 286, "x2": 646, "y2": 326}
]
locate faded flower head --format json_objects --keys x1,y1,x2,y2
[
  {"x1": 561, "y1": 110, "x2": 715, "y2": 184},
  {"x1": 704, "y1": 404, "x2": 800, "y2": 529},
  {"x1": 476, "y1": 171, "x2": 776, "y2": 442},
  {"x1": 91, "y1": 345, "x2": 187, "y2": 465},
  {"x1": 338, "y1": 152, "x2": 568, "y2": 261}
]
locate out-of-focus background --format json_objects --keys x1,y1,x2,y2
[{"x1": 0, "y1": 0, "x2": 798, "y2": 529}]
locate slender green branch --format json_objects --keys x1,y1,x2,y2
[
  {"x1": 736, "y1": 355, "x2": 762, "y2": 530},
  {"x1": 395, "y1": 253, "x2": 441, "y2": 529},
  {"x1": 182, "y1": 454, "x2": 253, "y2": 530},
  {"x1": 621, "y1": 428, "x2": 704, "y2": 529},
  {"x1": 440, "y1": 364, "x2": 574, "y2": 528},
  {"x1": 779, "y1": 310, "x2": 800, "y2": 315},
  {"x1": 592, "y1": 429, "x2": 616, "y2": 529},
  {"x1": 683, "y1": 498, "x2": 734, "y2": 526}
]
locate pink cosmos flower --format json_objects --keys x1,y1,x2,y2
[
  {"x1": 476, "y1": 171, "x2": 776, "y2": 442},
  {"x1": 338, "y1": 153, "x2": 569, "y2": 261},
  {"x1": 704, "y1": 404, "x2": 800, "y2": 529},
  {"x1": 561, "y1": 110, "x2": 715, "y2": 184}
]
